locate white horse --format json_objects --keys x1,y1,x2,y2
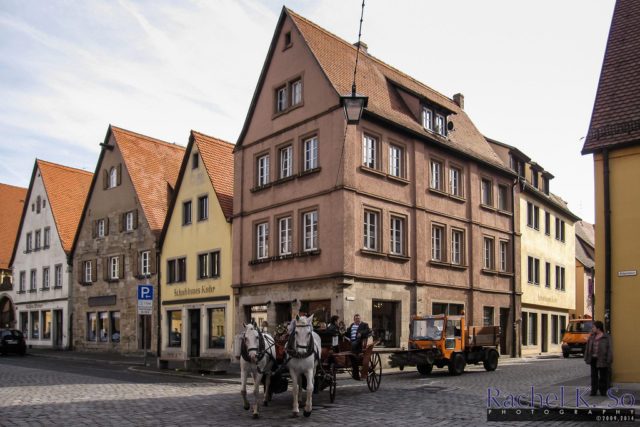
[
  {"x1": 239, "y1": 323, "x2": 275, "y2": 418},
  {"x1": 287, "y1": 314, "x2": 321, "y2": 417}
]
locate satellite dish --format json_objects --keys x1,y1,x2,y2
[{"x1": 447, "y1": 121, "x2": 454, "y2": 131}]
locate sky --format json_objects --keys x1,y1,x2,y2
[{"x1": 0, "y1": 0, "x2": 616, "y2": 223}]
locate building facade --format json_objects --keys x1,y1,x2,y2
[
  {"x1": 9, "y1": 160, "x2": 91, "y2": 348},
  {"x1": 0, "y1": 183, "x2": 27, "y2": 328},
  {"x1": 574, "y1": 221, "x2": 595, "y2": 319},
  {"x1": 232, "y1": 8, "x2": 521, "y2": 356},
  {"x1": 582, "y1": 0, "x2": 640, "y2": 382},
  {"x1": 159, "y1": 131, "x2": 234, "y2": 369},
  {"x1": 489, "y1": 139, "x2": 579, "y2": 356},
  {"x1": 71, "y1": 126, "x2": 184, "y2": 354}
]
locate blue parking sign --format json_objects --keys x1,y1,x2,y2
[{"x1": 138, "y1": 285, "x2": 153, "y2": 300}]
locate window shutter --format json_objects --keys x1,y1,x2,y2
[
  {"x1": 119, "y1": 255, "x2": 124, "y2": 279},
  {"x1": 133, "y1": 209, "x2": 138, "y2": 229},
  {"x1": 117, "y1": 163, "x2": 122, "y2": 185},
  {"x1": 120, "y1": 213, "x2": 124, "y2": 232},
  {"x1": 132, "y1": 250, "x2": 139, "y2": 277},
  {"x1": 92, "y1": 221, "x2": 97, "y2": 239},
  {"x1": 150, "y1": 247, "x2": 157, "y2": 274},
  {"x1": 103, "y1": 170, "x2": 108, "y2": 189},
  {"x1": 91, "y1": 259, "x2": 97, "y2": 282},
  {"x1": 105, "y1": 218, "x2": 109, "y2": 236},
  {"x1": 103, "y1": 257, "x2": 109, "y2": 280},
  {"x1": 77, "y1": 261, "x2": 83, "y2": 284}
]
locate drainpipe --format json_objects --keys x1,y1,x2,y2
[
  {"x1": 603, "y1": 149, "x2": 611, "y2": 333},
  {"x1": 511, "y1": 178, "x2": 518, "y2": 357},
  {"x1": 156, "y1": 246, "x2": 162, "y2": 360}
]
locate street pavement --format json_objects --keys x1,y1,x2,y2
[{"x1": 0, "y1": 350, "x2": 637, "y2": 426}]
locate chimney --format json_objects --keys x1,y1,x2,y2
[
  {"x1": 353, "y1": 41, "x2": 368, "y2": 54},
  {"x1": 453, "y1": 93, "x2": 464, "y2": 109}
]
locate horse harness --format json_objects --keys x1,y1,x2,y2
[{"x1": 286, "y1": 323, "x2": 318, "y2": 361}]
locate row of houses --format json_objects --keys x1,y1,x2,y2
[{"x1": 0, "y1": 8, "x2": 593, "y2": 366}]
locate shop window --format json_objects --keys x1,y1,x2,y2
[
  {"x1": 432, "y1": 302, "x2": 464, "y2": 316},
  {"x1": 87, "y1": 312, "x2": 96, "y2": 341},
  {"x1": 98, "y1": 312, "x2": 108, "y2": 342},
  {"x1": 300, "y1": 300, "x2": 331, "y2": 324},
  {"x1": 372, "y1": 300, "x2": 398, "y2": 347},
  {"x1": 208, "y1": 307, "x2": 226, "y2": 349},
  {"x1": 42, "y1": 311, "x2": 51, "y2": 339},
  {"x1": 168, "y1": 310, "x2": 182, "y2": 347},
  {"x1": 111, "y1": 311, "x2": 120, "y2": 342}
]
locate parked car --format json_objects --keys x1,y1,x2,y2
[
  {"x1": 0, "y1": 329, "x2": 26, "y2": 356},
  {"x1": 561, "y1": 317, "x2": 592, "y2": 358}
]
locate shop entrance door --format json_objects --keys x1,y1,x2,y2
[{"x1": 189, "y1": 309, "x2": 200, "y2": 358}]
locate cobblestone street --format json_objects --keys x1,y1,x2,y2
[{"x1": 3, "y1": 354, "x2": 633, "y2": 426}]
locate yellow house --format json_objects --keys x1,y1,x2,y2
[
  {"x1": 159, "y1": 131, "x2": 234, "y2": 371},
  {"x1": 582, "y1": 0, "x2": 640, "y2": 382}
]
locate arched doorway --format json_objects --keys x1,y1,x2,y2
[{"x1": 0, "y1": 296, "x2": 15, "y2": 329}]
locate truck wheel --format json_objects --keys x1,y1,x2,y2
[
  {"x1": 483, "y1": 350, "x2": 499, "y2": 371},
  {"x1": 417, "y1": 363, "x2": 432, "y2": 375},
  {"x1": 448, "y1": 353, "x2": 465, "y2": 375}
]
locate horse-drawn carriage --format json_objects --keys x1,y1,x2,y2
[{"x1": 238, "y1": 315, "x2": 382, "y2": 418}]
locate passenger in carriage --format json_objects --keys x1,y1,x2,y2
[
  {"x1": 345, "y1": 314, "x2": 372, "y2": 380},
  {"x1": 326, "y1": 315, "x2": 341, "y2": 352}
]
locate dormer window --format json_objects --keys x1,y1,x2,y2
[
  {"x1": 531, "y1": 170, "x2": 539, "y2": 189},
  {"x1": 542, "y1": 176, "x2": 549, "y2": 195},
  {"x1": 422, "y1": 108, "x2": 433, "y2": 131},
  {"x1": 422, "y1": 107, "x2": 447, "y2": 137},
  {"x1": 435, "y1": 114, "x2": 446, "y2": 136}
]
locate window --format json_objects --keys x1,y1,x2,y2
[
  {"x1": 279, "y1": 217, "x2": 292, "y2": 255},
  {"x1": 372, "y1": 300, "x2": 398, "y2": 347},
  {"x1": 44, "y1": 227, "x2": 50, "y2": 248},
  {"x1": 499, "y1": 241, "x2": 508, "y2": 272},
  {"x1": 98, "y1": 312, "x2": 108, "y2": 342},
  {"x1": 303, "y1": 137, "x2": 318, "y2": 171},
  {"x1": 97, "y1": 219, "x2": 105, "y2": 237},
  {"x1": 430, "y1": 160, "x2": 442, "y2": 191},
  {"x1": 422, "y1": 108, "x2": 433, "y2": 131},
  {"x1": 432, "y1": 302, "x2": 464, "y2": 315},
  {"x1": 528, "y1": 313, "x2": 538, "y2": 346},
  {"x1": 30, "y1": 311, "x2": 39, "y2": 339},
  {"x1": 192, "y1": 153, "x2": 199, "y2": 169},
  {"x1": 481, "y1": 179, "x2": 492, "y2": 206},
  {"x1": 276, "y1": 86, "x2": 287, "y2": 112},
  {"x1": 498, "y1": 185, "x2": 508, "y2": 211},
  {"x1": 167, "y1": 258, "x2": 187, "y2": 283},
  {"x1": 141, "y1": 251, "x2": 150, "y2": 276},
  {"x1": 545, "y1": 211, "x2": 551, "y2": 235},
  {"x1": 19, "y1": 312, "x2": 27, "y2": 335},
  {"x1": 449, "y1": 167, "x2": 461, "y2": 197},
  {"x1": 434, "y1": 114, "x2": 446, "y2": 136},
  {"x1": 109, "y1": 167, "x2": 117, "y2": 188},
  {"x1": 451, "y1": 229, "x2": 463, "y2": 265},
  {"x1": 26, "y1": 232, "x2": 32, "y2": 252},
  {"x1": 19, "y1": 271, "x2": 25, "y2": 292},
  {"x1": 30, "y1": 269, "x2": 36, "y2": 291},
  {"x1": 168, "y1": 311, "x2": 182, "y2": 347},
  {"x1": 551, "y1": 315, "x2": 559, "y2": 344},
  {"x1": 291, "y1": 80, "x2": 302, "y2": 106},
  {"x1": 87, "y1": 313, "x2": 96, "y2": 341},
  {"x1": 432, "y1": 225, "x2": 444, "y2": 261},
  {"x1": 42, "y1": 267, "x2": 49, "y2": 289},
  {"x1": 522, "y1": 311, "x2": 528, "y2": 346},
  {"x1": 35, "y1": 230, "x2": 41, "y2": 250},
  {"x1": 257, "y1": 154, "x2": 270, "y2": 186},
  {"x1": 198, "y1": 252, "x2": 220, "y2": 279},
  {"x1": 555, "y1": 218, "x2": 565, "y2": 242},
  {"x1": 483, "y1": 237, "x2": 494, "y2": 269},
  {"x1": 531, "y1": 170, "x2": 539, "y2": 189},
  {"x1": 483, "y1": 307, "x2": 494, "y2": 326},
  {"x1": 533, "y1": 205, "x2": 540, "y2": 230},
  {"x1": 545, "y1": 262, "x2": 551, "y2": 288},
  {"x1": 125, "y1": 211, "x2": 134, "y2": 231},
  {"x1": 363, "y1": 210, "x2": 379, "y2": 251},
  {"x1": 389, "y1": 145, "x2": 403, "y2": 178},
  {"x1": 84, "y1": 261, "x2": 92, "y2": 283},
  {"x1": 390, "y1": 216, "x2": 405, "y2": 255},
  {"x1": 110, "y1": 312, "x2": 120, "y2": 342},
  {"x1": 208, "y1": 307, "x2": 226, "y2": 348},
  {"x1": 198, "y1": 195, "x2": 209, "y2": 221},
  {"x1": 280, "y1": 146, "x2": 292, "y2": 178},
  {"x1": 109, "y1": 256, "x2": 119, "y2": 280},
  {"x1": 303, "y1": 211, "x2": 318, "y2": 251},
  {"x1": 542, "y1": 176, "x2": 549, "y2": 195},
  {"x1": 256, "y1": 222, "x2": 269, "y2": 259},
  {"x1": 527, "y1": 256, "x2": 540, "y2": 284},
  {"x1": 53, "y1": 264, "x2": 62, "y2": 288},
  {"x1": 555, "y1": 266, "x2": 565, "y2": 291},
  {"x1": 363, "y1": 135, "x2": 377, "y2": 169},
  {"x1": 182, "y1": 201, "x2": 192, "y2": 225},
  {"x1": 284, "y1": 31, "x2": 291, "y2": 46}
]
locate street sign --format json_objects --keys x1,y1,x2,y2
[{"x1": 138, "y1": 285, "x2": 153, "y2": 315}]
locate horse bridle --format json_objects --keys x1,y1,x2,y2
[{"x1": 287, "y1": 323, "x2": 316, "y2": 359}]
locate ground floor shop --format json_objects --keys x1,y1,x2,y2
[
  {"x1": 15, "y1": 299, "x2": 70, "y2": 349},
  {"x1": 521, "y1": 304, "x2": 568, "y2": 356}
]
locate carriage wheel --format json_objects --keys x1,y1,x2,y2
[
  {"x1": 329, "y1": 363, "x2": 337, "y2": 403},
  {"x1": 366, "y1": 353, "x2": 382, "y2": 392}
]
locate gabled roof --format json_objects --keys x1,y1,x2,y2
[
  {"x1": 575, "y1": 220, "x2": 595, "y2": 248},
  {"x1": 159, "y1": 131, "x2": 234, "y2": 247},
  {"x1": 237, "y1": 8, "x2": 512, "y2": 175},
  {"x1": 112, "y1": 126, "x2": 185, "y2": 233},
  {"x1": 575, "y1": 220, "x2": 595, "y2": 269},
  {"x1": 583, "y1": 0, "x2": 640, "y2": 154},
  {"x1": 0, "y1": 183, "x2": 27, "y2": 269},
  {"x1": 192, "y1": 131, "x2": 234, "y2": 219}
]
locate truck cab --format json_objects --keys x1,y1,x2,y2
[{"x1": 561, "y1": 317, "x2": 592, "y2": 358}]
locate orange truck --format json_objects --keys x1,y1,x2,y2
[
  {"x1": 561, "y1": 317, "x2": 592, "y2": 358},
  {"x1": 389, "y1": 313, "x2": 500, "y2": 375}
]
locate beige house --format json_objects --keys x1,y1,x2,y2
[
  {"x1": 232, "y1": 8, "x2": 521, "y2": 355},
  {"x1": 573, "y1": 221, "x2": 595, "y2": 319},
  {"x1": 70, "y1": 126, "x2": 184, "y2": 354},
  {"x1": 488, "y1": 138, "x2": 579, "y2": 356}
]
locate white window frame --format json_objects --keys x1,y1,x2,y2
[
  {"x1": 435, "y1": 114, "x2": 446, "y2": 136},
  {"x1": 430, "y1": 160, "x2": 442, "y2": 190},
  {"x1": 432, "y1": 225, "x2": 443, "y2": 261},
  {"x1": 109, "y1": 167, "x2": 117, "y2": 188},
  {"x1": 110, "y1": 256, "x2": 119, "y2": 280},
  {"x1": 257, "y1": 154, "x2": 270, "y2": 186},
  {"x1": 19, "y1": 271, "x2": 26, "y2": 292},
  {"x1": 280, "y1": 146, "x2": 292, "y2": 179},
  {"x1": 125, "y1": 211, "x2": 134, "y2": 231},
  {"x1": 422, "y1": 108, "x2": 433, "y2": 130},
  {"x1": 483, "y1": 237, "x2": 493, "y2": 270},
  {"x1": 389, "y1": 145, "x2": 403, "y2": 178},
  {"x1": 54, "y1": 264, "x2": 62, "y2": 288},
  {"x1": 257, "y1": 223, "x2": 269, "y2": 259},
  {"x1": 363, "y1": 135, "x2": 377, "y2": 169},
  {"x1": 279, "y1": 217, "x2": 292, "y2": 256},
  {"x1": 527, "y1": 256, "x2": 540, "y2": 284},
  {"x1": 97, "y1": 219, "x2": 105, "y2": 237},
  {"x1": 499, "y1": 241, "x2": 508, "y2": 272},
  {"x1": 42, "y1": 267, "x2": 49, "y2": 289},
  {"x1": 141, "y1": 251, "x2": 150, "y2": 276},
  {"x1": 363, "y1": 210, "x2": 378, "y2": 251},
  {"x1": 451, "y1": 229, "x2": 463, "y2": 265},
  {"x1": 276, "y1": 86, "x2": 287, "y2": 112},
  {"x1": 84, "y1": 261, "x2": 91, "y2": 283},
  {"x1": 291, "y1": 80, "x2": 302, "y2": 106},
  {"x1": 303, "y1": 211, "x2": 318, "y2": 252},
  {"x1": 449, "y1": 167, "x2": 461, "y2": 197},
  {"x1": 304, "y1": 137, "x2": 318, "y2": 171},
  {"x1": 390, "y1": 216, "x2": 404, "y2": 255}
]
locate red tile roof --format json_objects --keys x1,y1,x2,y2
[
  {"x1": 282, "y1": 8, "x2": 507, "y2": 170},
  {"x1": 191, "y1": 131, "x2": 235, "y2": 219},
  {"x1": 0, "y1": 183, "x2": 27, "y2": 269},
  {"x1": 111, "y1": 126, "x2": 186, "y2": 233},
  {"x1": 37, "y1": 160, "x2": 93, "y2": 254},
  {"x1": 583, "y1": 0, "x2": 640, "y2": 154}
]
